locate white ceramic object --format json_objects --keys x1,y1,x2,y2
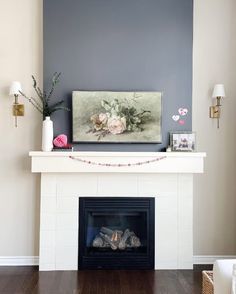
[{"x1": 42, "y1": 116, "x2": 53, "y2": 152}]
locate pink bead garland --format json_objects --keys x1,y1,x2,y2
[{"x1": 69, "y1": 155, "x2": 166, "y2": 167}]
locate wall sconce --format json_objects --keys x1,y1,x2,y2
[
  {"x1": 9, "y1": 81, "x2": 24, "y2": 127},
  {"x1": 209, "y1": 84, "x2": 226, "y2": 128}
]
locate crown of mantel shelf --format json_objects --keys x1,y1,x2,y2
[
  {"x1": 29, "y1": 151, "x2": 206, "y2": 158},
  {"x1": 29, "y1": 151, "x2": 206, "y2": 174}
]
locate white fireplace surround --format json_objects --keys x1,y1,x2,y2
[{"x1": 30, "y1": 151, "x2": 206, "y2": 271}]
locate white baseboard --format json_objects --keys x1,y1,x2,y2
[
  {"x1": 0, "y1": 256, "x2": 39, "y2": 266},
  {"x1": 0, "y1": 255, "x2": 236, "y2": 266},
  {"x1": 193, "y1": 255, "x2": 236, "y2": 265}
]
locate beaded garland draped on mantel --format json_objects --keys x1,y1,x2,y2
[{"x1": 69, "y1": 155, "x2": 167, "y2": 167}]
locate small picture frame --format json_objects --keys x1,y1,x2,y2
[{"x1": 170, "y1": 131, "x2": 196, "y2": 152}]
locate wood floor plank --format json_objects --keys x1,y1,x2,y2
[{"x1": 0, "y1": 266, "x2": 212, "y2": 294}]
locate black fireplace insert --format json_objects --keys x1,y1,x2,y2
[{"x1": 78, "y1": 197, "x2": 154, "y2": 269}]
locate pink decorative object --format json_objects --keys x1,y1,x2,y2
[
  {"x1": 178, "y1": 120, "x2": 185, "y2": 125},
  {"x1": 53, "y1": 134, "x2": 68, "y2": 147},
  {"x1": 178, "y1": 108, "x2": 188, "y2": 116}
]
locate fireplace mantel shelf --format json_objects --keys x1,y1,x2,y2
[
  {"x1": 29, "y1": 151, "x2": 206, "y2": 158},
  {"x1": 29, "y1": 151, "x2": 206, "y2": 174}
]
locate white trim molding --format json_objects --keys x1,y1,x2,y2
[
  {"x1": 0, "y1": 256, "x2": 39, "y2": 266},
  {"x1": 193, "y1": 255, "x2": 236, "y2": 264},
  {"x1": 0, "y1": 256, "x2": 236, "y2": 266}
]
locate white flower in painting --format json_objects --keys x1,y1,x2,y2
[
  {"x1": 98, "y1": 113, "x2": 108, "y2": 124},
  {"x1": 90, "y1": 112, "x2": 110, "y2": 131}
]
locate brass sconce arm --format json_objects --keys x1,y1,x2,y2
[
  {"x1": 9, "y1": 82, "x2": 25, "y2": 127},
  {"x1": 210, "y1": 84, "x2": 226, "y2": 129},
  {"x1": 13, "y1": 94, "x2": 25, "y2": 126}
]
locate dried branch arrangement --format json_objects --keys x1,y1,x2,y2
[
  {"x1": 19, "y1": 72, "x2": 70, "y2": 119},
  {"x1": 93, "y1": 227, "x2": 141, "y2": 250}
]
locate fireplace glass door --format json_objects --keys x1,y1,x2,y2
[
  {"x1": 79, "y1": 197, "x2": 154, "y2": 269},
  {"x1": 87, "y1": 210, "x2": 147, "y2": 254}
]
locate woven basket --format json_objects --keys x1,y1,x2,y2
[{"x1": 202, "y1": 271, "x2": 214, "y2": 294}]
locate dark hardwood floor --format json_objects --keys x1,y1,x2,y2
[{"x1": 0, "y1": 266, "x2": 212, "y2": 294}]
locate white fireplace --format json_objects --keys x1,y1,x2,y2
[{"x1": 30, "y1": 151, "x2": 206, "y2": 271}]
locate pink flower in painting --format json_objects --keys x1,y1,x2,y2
[{"x1": 108, "y1": 117, "x2": 126, "y2": 135}]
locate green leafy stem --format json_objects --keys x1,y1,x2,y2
[{"x1": 19, "y1": 72, "x2": 70, "y2": 119}]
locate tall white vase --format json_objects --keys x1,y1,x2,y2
[{"x1": 42, "y1": 116, "x2": 53, "y2": 152}]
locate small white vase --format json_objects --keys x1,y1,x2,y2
[{"x1": 42, "y1": 116, "x2": 53, "y2": 152}]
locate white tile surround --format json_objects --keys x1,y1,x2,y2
[{"x1": 30, "y1": 151, "x2": 206, "y2": 271}]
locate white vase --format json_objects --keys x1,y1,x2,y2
[{"x1": 42, "y1": 116, "x2": 53, "y2": 152}]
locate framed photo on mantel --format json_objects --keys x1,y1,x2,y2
[
  {"x1": 72, "y1": 91, "x2": 162, "y2": 143},
  {"x1": 170, "y1": 131, "x2": 196, "y2": 152}
]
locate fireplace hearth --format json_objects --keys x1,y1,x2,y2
[{"x1": 79, "y1": 197, "x2": 155, "y2": 270}]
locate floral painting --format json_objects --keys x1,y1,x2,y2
[{"x1": 72, "y1": 91, "x2": 162, "y2": 143}]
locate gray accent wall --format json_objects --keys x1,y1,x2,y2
[{"x1": 44, "y1": 0, "x2": 193, "y2": 151}]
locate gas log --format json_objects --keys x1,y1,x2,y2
[{"x1": 92, "y1": 227, "x2": 141, "y2": 250}]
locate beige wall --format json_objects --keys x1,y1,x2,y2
[
  {"x1": 193, "y1": 0, "x2": 236, "y2": 255},
  {"x1": 0, "y1": 0, "x2": 235, "y2": 258},
  {"x1": 0, "y1": 0, "x2": 42, "y2": 256}
]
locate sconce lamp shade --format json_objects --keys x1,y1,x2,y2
[
  {"x1": 212, "y1": 84, "x2": 226, "y2": 98},
  {"x1": 9, "y1": 81, "x2": 22, "y2": 96}
]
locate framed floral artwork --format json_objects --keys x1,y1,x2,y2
[{"x1": 72, "y1": 91, "x2": 162, "y2": 143}]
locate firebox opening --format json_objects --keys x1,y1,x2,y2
[
  {"x1": 87, "y1": 211, "x2": 146, "y2": 253},
  {"x1": 79, "y1": 197, "x2": 154, "y2": 270}
]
